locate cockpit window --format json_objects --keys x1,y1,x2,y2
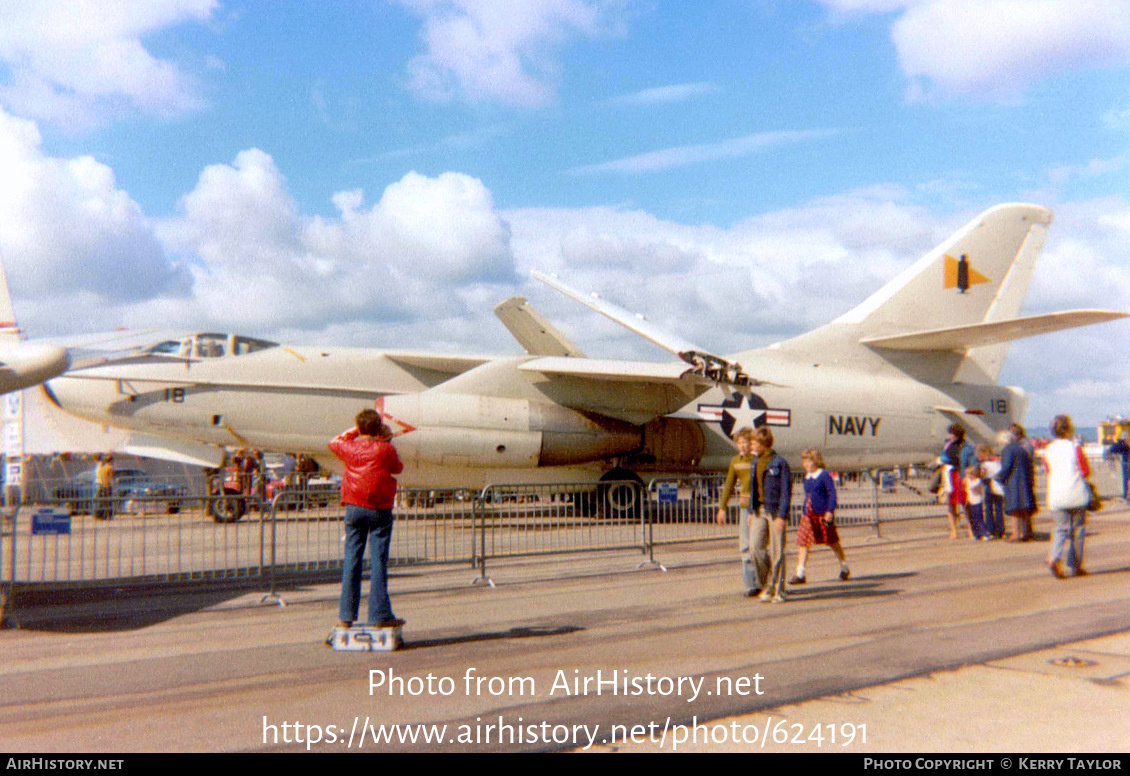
[
  {"x1": 232, "y1": 336, "x2": 278, "y2": 355},
  {"x1": 146, "y1": 333, "x2": 280, "y2": 359},
  {"x1": 195, "y1": 333, "x2": 226, "y2": 358},
  {"x1": 147, "y1": 341, "x2": 183, "y2": 355}
]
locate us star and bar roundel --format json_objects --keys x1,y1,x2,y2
[{"x1": 696, "y1": 391, "x2": 791, "y2": 439}]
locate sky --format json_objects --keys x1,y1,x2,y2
[{"x1": 0, "y1": 0, "x2": 1128, "y2": 429}]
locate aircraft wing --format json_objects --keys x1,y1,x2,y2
[
  {"x1": 494, "y1": 297, "x2": 586, "y2": 357},
  {"x1": 519, "y1": 357, "x2": 711, "y2": 386},
  {"x1": 533, "y1": 271, "x2": 752, "y2": 385},
  {"x1": 861, "y1": 310, "x2": 1129, "y2": 351},
  {"x1": 120, "y1": 433, "x2": 227, "y2": 468},
  {"x1": 513, "y1": 356, "x2": 723, "y2": 424}
]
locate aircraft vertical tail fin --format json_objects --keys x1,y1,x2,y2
[
  {"x1": 836, "y1": 203, "x2": 1052, "y2": 336},
  {"x1": 835, "y1": 203, "x2": 1053, "y2": 383},
  {"x1": 0, "y1": 252, "x2": 19, "y2": 343}
]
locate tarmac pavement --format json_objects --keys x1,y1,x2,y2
[{"x1": 1, "y1": 502, "x2": 1128, "y2": 753}]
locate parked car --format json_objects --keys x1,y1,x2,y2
[{"x1": 53, "y1": 468, "x2": 186, "y2": 515}]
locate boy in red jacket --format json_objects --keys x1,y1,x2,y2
[{"x1": 330, "y1": 409, "x2": 404, "y2": 629}]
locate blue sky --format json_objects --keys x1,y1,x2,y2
[{"x1": 1, "y1": 0, "x2": 1128, "y2": 427}]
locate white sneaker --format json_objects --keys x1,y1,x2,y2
[
  {"x1": 771, "y1": 592, "x2": 787, "y2": 603},
  {"x1": 758, "y1": 589, "x2": 773, "y2": 602}
]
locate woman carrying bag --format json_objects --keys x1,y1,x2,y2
[{"x1": 1044, "y1": 415, "x2": 1091, "y2": 579}]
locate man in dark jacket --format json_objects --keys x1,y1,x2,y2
[
  {"x1": 749, "y1": 427, "x2": 792, "y2": 603},
  {"x1": 995, "y1": 423, "x2": 1037, "y2": 542},
  {"x1": 1109, "y1": 432, "x2": 1129, "y2": 502},
  {"x1": 330, "y1": 408, "x2": 404, "y2": 629}
]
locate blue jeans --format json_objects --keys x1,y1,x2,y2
[
  {"x1": 967, "y1": 503, "x2": 987, "y2": 539},
  {"x1": 764, "y1": 516, "x2": 788, "y2": 597},
  {"x1": 339, "y1": 505, "x2": 395, "y2": 625},
  {"x1": 984, "y1": 493, "x2": 1005, "y2": 537},
  {"x1": 1050, "y1": 509, "x2": 1086, "y2": 574}
]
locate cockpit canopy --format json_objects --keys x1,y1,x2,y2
[{"x1": 145, "y1": 333, "x2": 279, "y2": 359}]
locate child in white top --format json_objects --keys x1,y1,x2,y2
[{"x1": 963, "y1": 466, "x2": 989, "y2": 540}]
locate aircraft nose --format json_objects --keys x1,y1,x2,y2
[
  {"x1": 41, "y1": 374, "x2": 104, "y2": 418},
  {"x1": 0, "y1": 342, "x2": 70, "y2": 393}
]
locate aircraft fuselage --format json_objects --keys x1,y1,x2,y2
[{"x1": 44, "y1": 332, "x2": 1022, "y2": 486}]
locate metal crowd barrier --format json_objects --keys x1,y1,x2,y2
[
  {"x1": 2, "y1": 493, "x2": 277, "y2": 587},
  {"x1": 473, "y1": 480, "x2": 652, "y2": 586},
  {"x1": 2, "y1": 463, "x2": 1125, "y2": 619}
]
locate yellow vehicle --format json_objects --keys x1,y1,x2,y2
[{"x1": 1099, "y1": 417, "x2": 1130, "y2": 445}]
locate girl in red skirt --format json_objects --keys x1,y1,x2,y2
[{"x1": 790, "y1": 448, "x2": 850, "y2": 584}]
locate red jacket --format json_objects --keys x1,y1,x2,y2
[{"x1": 329, "y1": 429, "x2": 403, "y2": 510}]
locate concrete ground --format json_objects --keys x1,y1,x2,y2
[{"x1": 1, "y1": 502, "x2": 1129, "y2": 753}]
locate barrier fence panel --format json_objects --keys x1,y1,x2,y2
[
  {"x1": 7, "y1": 495, "x2": 269, "y2": 584},
  {"x1": 1091, "y1": 459, "x2": 1125, "y2": 501},
  {"x1": 474, "y1": 482, "x2": 649, "y2": 580},
  {"x1": 264, "y1": 487, "x2": 479, "y2": 574},
  {"x1": 646, "y1": 475, "x2": 732, "y2": 546},
  {"x1": 392, "y1": 488, "x2": 478, "y2": 569},
  {"x1": 2, "y1": 504, "x2": 15, "y2": 608},
  {"x1": 262, "y1": 489, "x2": 346, "y2": 576}
]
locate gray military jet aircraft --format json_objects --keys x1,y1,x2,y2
[{"x1": 42, "y1": 203, "x2": 1127, "y2": 487}]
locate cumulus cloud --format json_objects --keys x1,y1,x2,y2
[
  {"x1": 396, "y1": 0, "x2": 627, "y2": 106},
  {"x1": 0, "y1": 0, "x2": 217, "y2": 128},
  {"x1": 816, "y1": 0, "x2": 1130, "y2": 102},
  {"x1": 503, "y1": 188, "x2": 947, "y2": 355},
  {"x1": 141, "y1": 153, "x2": 517, "y2": 336},
  {"x1": 0, "y1": 108, "x2": 190, "y2": 323}
]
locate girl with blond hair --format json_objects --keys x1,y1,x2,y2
[{"x1": 790, "y1": 448, "x2": 850, "y2": 585}]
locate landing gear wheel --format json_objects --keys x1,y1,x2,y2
[
  {"x1": 598, "y1": 468, "x2": 644, "y2": 520},
  {"x1": 209, "y1": 493, "x2": 246, "y2": 523}
]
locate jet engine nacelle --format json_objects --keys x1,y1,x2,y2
[{"x1": 381, "y1": 393, "x2": 640, "y2": 469}]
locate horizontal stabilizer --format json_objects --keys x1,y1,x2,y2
[
  {"x1": 533, "y1": 271, "x2": 752, "y2": 385},
  {"x1": 493, "y1": 297, "x2": 585, "y2": 357},
  {"x1": 861, "y1": 310, "x2": 1129, "y2": 352}
]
